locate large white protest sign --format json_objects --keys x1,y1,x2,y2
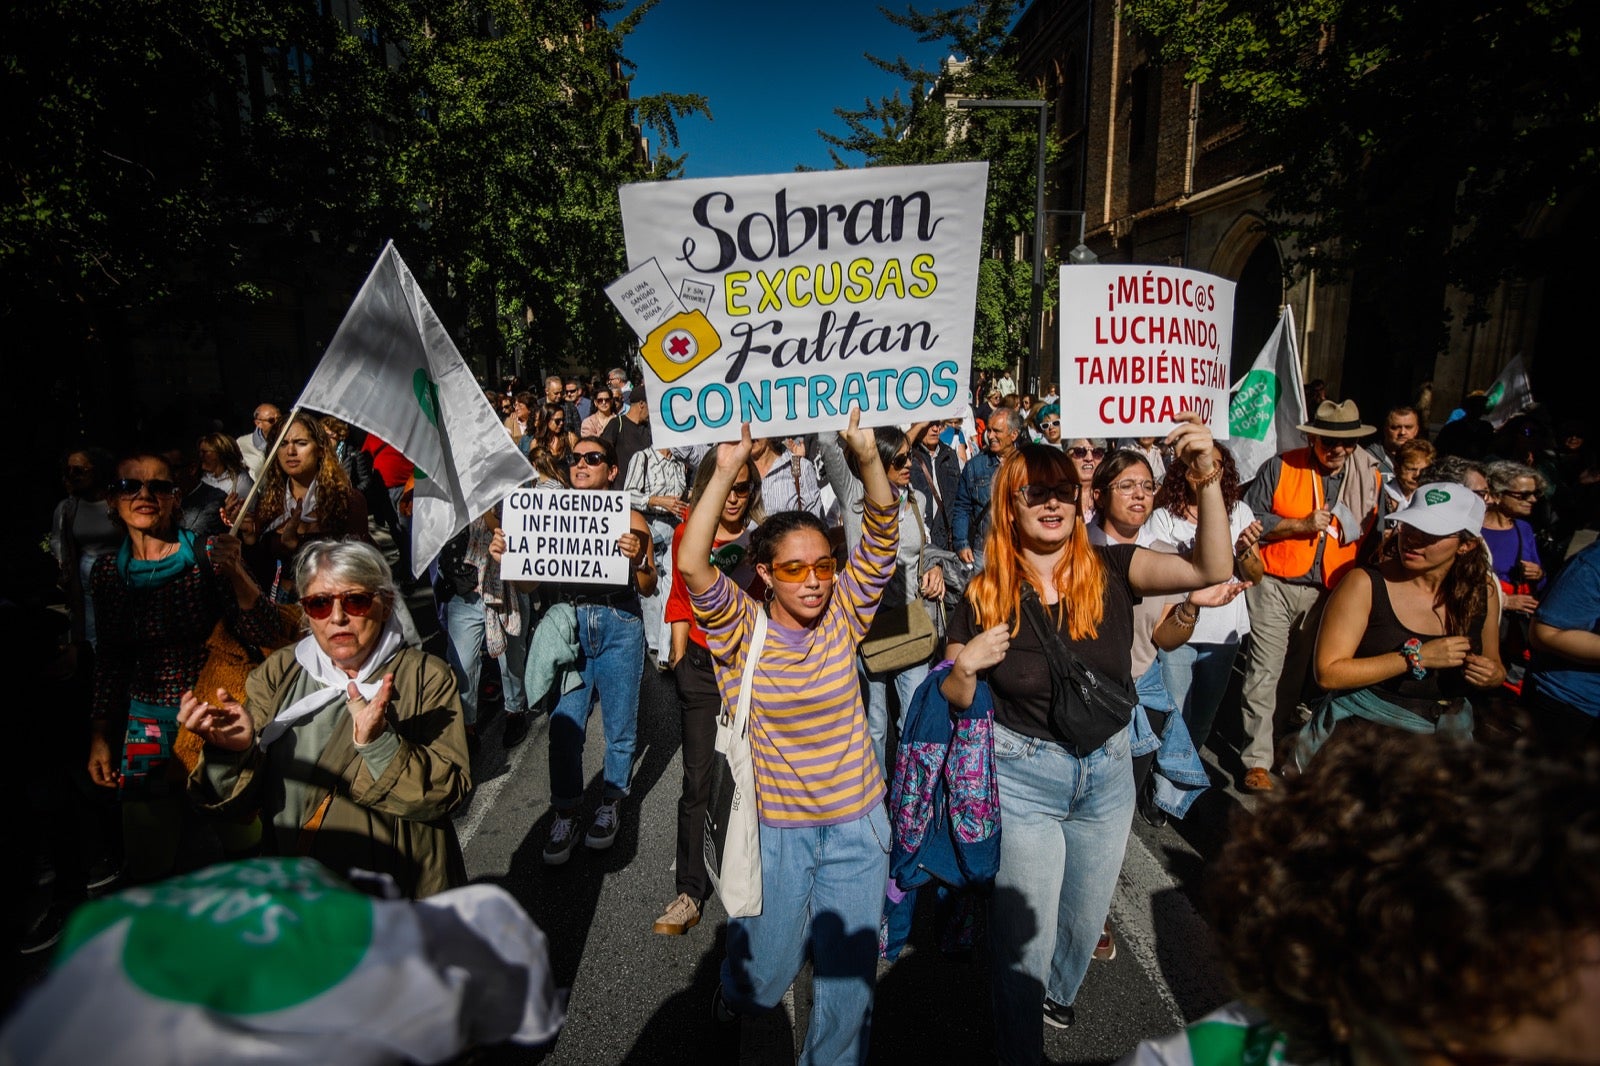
[
  {"x1": 610, "y1": 163, "x2": 989, "y2": 449},
  {"x1": 499, "y1": 488, "x2": 630, "y2": 585},
  {"x1": 1057, "y1": 265, "x2": 1236, "y2": 437}
]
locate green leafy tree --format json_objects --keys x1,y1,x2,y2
[
  {"x1": 1122, "y1": 0, "x2": 1599, "y2": 351},
  {"x1": 821, "y1": 1, "x2": 1058, "y2": 377}
]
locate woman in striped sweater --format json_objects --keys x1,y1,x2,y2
[{"x1": 681, "y1": 409, "x2": 898, "y2": 1066}]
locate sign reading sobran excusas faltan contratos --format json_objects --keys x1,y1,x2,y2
[
  {"x1": 498, "y1": 488, "x2": 630, "y2": 584},
  {"x1": 607, "y1": 163, "x2": 989, "y2": 449}
]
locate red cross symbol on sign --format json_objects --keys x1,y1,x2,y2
[{"x1": 668, "y1": 334, "x2": 692, "y2": 357}]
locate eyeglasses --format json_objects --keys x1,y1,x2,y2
[
  {"x1": 1110, "y1": 479, "x2": 1157, "y2": 495},
  {"x1": 566, "y1": 451, "x2": 609, "y2": 467},
  {"x1": 1041, "y1": 420, "x2": 1060, "y2": 429},
  {"x1": 1471, "y1": 489, "x2": 1492, "y2": 500},
  {"x1": 1499, "y1": 489, "x2": 1540, "y2": 501},
  {"x1": 890, "y1": 453, "x2": 912, "y2": 469},
  {"x1": 254, "y1": 414, "x2": 280, "y2": 425},
  {"x1": 301, "y1": 591, "x2": 377, "y2": 620},
  {"x1": 1017, "y1": 482, "x2": 1082, "y2": 507},
  {"x1": 769, "y1": 557, "x2": 838, "y2": 582},
  {"x1": 1068, "y1": 447, "x2": 1107, "y2": 461},
  {"x1": 729, "y1": 481, "x2": 754, "y2": 496},
  {"x1": 594, "y1": 396, "x2": 613, "y2": 404},
  {"x1": 549, "y1": 418, "x2": 564, "y2": 426},
  {"x1": 110, "y1": 478, "x2": 180, "y2": 498},
  {"x1": 564, "y1": 387, "x2": 580, "y2": 395}
]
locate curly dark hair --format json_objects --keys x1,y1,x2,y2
[
  {"x1": 1207, "y1": 728, "x2": 1600, "y2": 1060},
  {"x1": 1155, "y1": 443, "x2": 1243, "y2": 516},
  {"x1": 253, "y1": 412, "x2": 352, "y2": 534}
]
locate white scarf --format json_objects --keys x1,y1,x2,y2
[
  {"x1": 264, "y1": 480, "x2": 321, "y2": 534},
  {"x1": 260, "y1": 612, "x2": 405, "y2": 747}
]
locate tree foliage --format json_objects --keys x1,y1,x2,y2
[
  {"x1": 0, "y1": 0, "x2": 708, "y2": 395},
  {"x1": 820, "y1": 2, "x2": 1056, "y2": 375},
  {"x1": 1123, "y1": 0, "x2": 1600, "y2": 318}
]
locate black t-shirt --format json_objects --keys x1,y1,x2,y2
[{"x1": 947, "y1": 543, "x2": 1139, "y2": 742}]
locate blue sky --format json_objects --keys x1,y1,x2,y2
[{"x1": 621, "y1": 0, "x2": 953, "y2": 177}]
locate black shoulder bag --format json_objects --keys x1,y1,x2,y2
[{"x1": 1019, "y1": 588, "x2": 1138, "y2": 752}]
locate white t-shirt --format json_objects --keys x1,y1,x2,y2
[{"x1": 1145, "y1": 500, "x2": 1256, "y2": 644}]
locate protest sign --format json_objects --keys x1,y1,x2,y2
[
  {"x1": 1057, "y1": 265, "x2": 1236, "y2": 437},
  {"x1": 499, "y1": 488, "x2": 630, "y2": 584},
  {"x1": 609, "y1": 162, "x2": 989, "y2": 449}
]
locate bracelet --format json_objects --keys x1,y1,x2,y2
[
  {"x1": 1400, "y1": 637, "x2": 1427, "y2": 679},
  {"x1": 1172, "y1": 601, "x2": 1199, "y2": 627},
  {"x1": 1186, "y1": 462, "x2": 1224, "y2": 491}
]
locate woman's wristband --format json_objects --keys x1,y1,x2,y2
[
  {"x1": 1186, "y1": 463, "x2": 1224, "y2": 492},
  {"x1": 1400, "y1": 638, "x2": 1427, "y2": 679}
]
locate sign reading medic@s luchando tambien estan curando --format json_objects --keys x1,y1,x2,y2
[{"x1": 607, "y1": 162, "x2": 989, "y2": 449}]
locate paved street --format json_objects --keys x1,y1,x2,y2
[{"x1": 447, "y1": 630, "x2": 1248, "y2": 1066}]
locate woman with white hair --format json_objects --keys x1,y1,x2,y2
[{"x1": 180, "y1": 539, "x2": 472, "y2": 897}]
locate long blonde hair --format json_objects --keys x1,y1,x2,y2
[{"x1": 968, "y1": 445, "x2": 1106, "y2": 640}]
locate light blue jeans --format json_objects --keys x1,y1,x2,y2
[
  {"x1": 722, "y1": 803, "x2": 892, "y2": 1066},
  {"x1": 1159, "y1": 641, "x2": 1242, "y2": 753},
  {"x1": 548, "y1": 603, "x2": 644, "y2": 808},
  {"x1": 989, "y1": 721, "x2": 1134, "y2": 1066},
  {"x1": 861, "y1": 657, "x2": 931, "y2": 778},
  {"x1": 442, "y1": 592, "x2": 530, "y2": 726}
]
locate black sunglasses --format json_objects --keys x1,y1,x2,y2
[
  {"x1": 1068, "y1": 446, "x2": 1107, "y2": 460},
  {"x1": 566, "y1": 451, "x2": 609, "y2": 467},
  {"x1": 1017, "y1": 482, "x2": 1082, "y2": 507},
  {"x1": 890, "y1": 453, "x2": 912, "y2": 469},
  {"x1": 111, "y1": 478, "x2": 180, "y2": 498},
  {"x1": 301, "y1": 591, "x2": 377, "y2": 620}
]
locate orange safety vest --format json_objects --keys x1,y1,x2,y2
[{"x1": 1257, "y1": 448, "x2": 1377, "y2": 588}]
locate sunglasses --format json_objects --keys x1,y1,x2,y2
[
  {"x1": 564, "y1": 387, "x2": 580, "y2": 395},
  {"x1": 769, "y1": 557, "x2": 838, "y2": 583},
  {"x1": 594, "y1": 396, "x2": 613, "y2": 404},
  {"x1": 301, "y1": 591, "x2": 377, "y2": 620},
  {"x1": 111, "y1": 478, "x2": 180, "y2": 498},
  {"x1": 1041, "y1": 420, "x2": 1061, "y2": 429},
  {"x1": 1499, "y1": 489, "x2": 1540, "y2": 501},
  {"x1": 729, "y1": 481, "x2": 754, "y2": 496},
  {"x1": 1017, "y1": 482, "x2": 1082, "y2": 507},
  {"x1": 566, "y1": 451, "x2": 609, "y2": 467},
  {"x1": 1068, "y1": 447, "x2": 1107, "y2": 461},
  {"x1": 890, "y1": 453, "x2": 912, "y2": 469}
]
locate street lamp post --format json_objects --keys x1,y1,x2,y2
[{"x1": 955, "y1": 97, "x2": 1048, "y2": 394}]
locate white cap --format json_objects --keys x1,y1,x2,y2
[{"x1": 1384, "y1": 482, "x2": 1486, "y2": 537}]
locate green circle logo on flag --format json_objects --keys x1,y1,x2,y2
[
  {"x1": 1228, "y1": 369, "x2": 1281, "y2": 442},
  {"x1": 1485, "y1": 382, "x2": 1505, "y2": 407},
  {"x1": 1425, "y1": 488, "x2": 1450, "y2": 505},
  {"x1": 413, "y1": 369, "x2": 441, "y2": 427},
  {"x1": 58, "y1": 858, "x2": 373, "y2": 1015}
]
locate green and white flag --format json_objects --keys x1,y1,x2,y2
[
  {"x1": 2, "y1": 859, "x2": 566, "y2": 1063},
  {"x1": 295, "y1": 241, "x2": 532, "y2": 577},
  {"x1": 1118, "y1": 1002, "x2": 1295, "y2": 1066},
  {"x1": 1484, "y1": 353, "x2": 1534, "y2": 428},
  {"x1": 1226, "y1": 306, "x2": 1306, "y2": 482}
]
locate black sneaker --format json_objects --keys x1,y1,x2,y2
[
  {"x1": 1138, "y1": 777, "x2": 1168, "y2": 829},
  {"x1": 85, "y1": 859, "x2": 121, "y2": 895},
  {"x1": 19, "y1": 904, "x2": 68, "y2": 956},
  {"x1": 502, "y1": 712, "x2": 531, "y2": 749},
  {"x1": 711, "y1": 984, "x2": 738, "y2": 1025},
  {"x1": 1043, "y1": 998, "x2": 1076, "y2": 1029},
  {"x1": 584, "y1": 800, "x2": 621, "y2": 850}
]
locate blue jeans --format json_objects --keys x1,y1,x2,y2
[
  {"x1": 722, "y1": 804, "x2": 892, "y2": 1066},
  {"x1": 1159, "y1": 641, "x2": 1241, "y2": 752},
  {"x1": 498, "y1": 589, "x2": 531, "y2": 715},
  {"x1": 442, "y1": 591, "x2": 529, "y2": 726},
  {"x1": 442, "y1": 593, "x2": 487, "y2": 727},
  {"x1": 989, "y1": 721, "x2": 1134, "y2": 1066},
  {"x1": 548, "y1": 603, "x2": 644, "y2": 808},
  {"x1": 861, "y1": 657, "x2": 931, "y2": 778}
]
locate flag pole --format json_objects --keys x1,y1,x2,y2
[{"x1": 226, "y1": 405, "x2": 304, "y2": 530}]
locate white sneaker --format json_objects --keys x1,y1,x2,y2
[
  {"x1": 543, "y1": 813, "x2": 580, "y2": 865},
  {"x1": 585, "y1": 800, "x2": 621, "y2": 850}
]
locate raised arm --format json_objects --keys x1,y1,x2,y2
[
  {"x1": 838, "y1": 406, "x2": 894, "y2": 509},
  {"x1": 680, "y1": 425, "x2": 753, "y2": 596},
  {"x1": 1130, "y1": 412, "x2": 1233, "y2": 594}
]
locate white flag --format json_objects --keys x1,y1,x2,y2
[
  {"x1": 1225, "y1": 306, "x2": 1307, "y2": 482},
  {"x1": 1483, "y1": 353, "x2": 1534, "y2": 428},
  {"x1": 295, "y1": 242, "x2": 532, "y2": 577}
]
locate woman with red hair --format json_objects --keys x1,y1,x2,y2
[{"x1": 941, "y1": 412, "x2": 1233, "y2": 1062}]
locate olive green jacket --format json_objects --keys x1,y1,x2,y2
[{"x1": 191, "y1": 645, "x2": 472, "y2": 898}]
